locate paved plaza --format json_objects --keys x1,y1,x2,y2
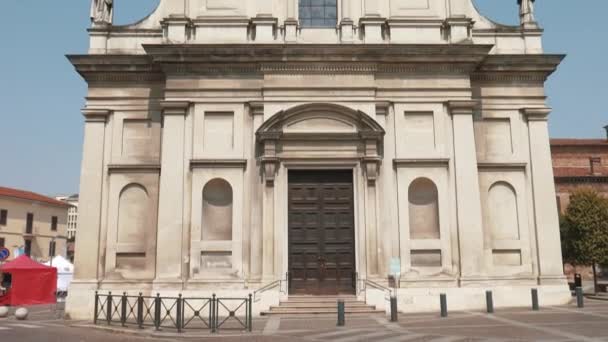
[{"x1": 1, "y1": 298, "x2": 608, "y2": 341}]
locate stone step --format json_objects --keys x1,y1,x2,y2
[
  {"x1": 261, "y1": 308, "x2": 384, "y2": 315},
  {"x1": 277, "y1": 302, "x2": 372, "y2": 308},
  {"x1": 285, "y1": 296, "x2": 360, "y2": 303}
]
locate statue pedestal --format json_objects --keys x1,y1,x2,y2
[
  {"x1": 251, "y1": 15, "x2": 278, "y2": 43},
  {"x1": 88, "y1": 26, "x2": 109, "y2": 54}
]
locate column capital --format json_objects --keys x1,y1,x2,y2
[
  {"x1": 446, "y1": 100, "x2": 478, "y2": 115},
  {"x1": 375, "y1": 101, "x2": 392, "y2": 116},
  {"x1": 522, "y1": 107, "x2": 551, "y2": 121},
  {"x1": 160, "y1": 101, "x2": 190, "y2": 116},
  {"x1": 81, "y1": 108, "x2": 111, "y2": 122},
  {"x1": 247, "y1": 101, "x2": 265, "y2": 116}
]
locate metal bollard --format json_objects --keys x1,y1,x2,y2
[
  {"x1": 154, "y1": 293, "x2": 161, "y2": 331},
  {"x1": 121, "y1": 292, "x2": 128, "y2": 327},
  {"x1": 440, "y1": 294, "x2": 448, "y2": 318},
  {"x1": 137, "y1": 293, "x2": 143, "y2": 329},
  {"x1": 531, "y1": 289, "x2": 539, "y2": 311},
  {"x1": 486, "y1": 291, "x2": 494, "y2": 314},
  {"x1": 176, "y1": 294, "x2": 183, "y2": 333},
  {"x1": 248, "y1": 294, "x2": 253, "y2": 332},
  {"x1": 390, "y1": 296, "x2": 398, "y2": 322},
  {"x1": 576, "y1": 287, "x2": 584, "y2": 308},
  {"x1": 93, "y1": 291, "x2": 99, "y2": 325},
  {"x1": 337, "y1": 300, "x2": 345, "y2": 326},
  {"x1": 107, "y1": 292, "x2": 113, "y2": 325}
]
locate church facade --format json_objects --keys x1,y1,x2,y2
[{"x1": 67, "y1": 0, "x2": 571, "y2": 319}]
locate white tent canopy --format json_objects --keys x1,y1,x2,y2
[{"x1": 44, "y1": 256, "x2": 74, "y2": 292}]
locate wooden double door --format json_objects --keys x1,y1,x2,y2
[{"x1": 288, "y1": 170, "x2": 356, "y2": 295}]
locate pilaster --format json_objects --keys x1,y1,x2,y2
[
  {"x1": 445, "y1": 17, "x2": 474, "y2": 44},
  {"x1": 252, "y1": 15, "x2": 278, "y2": 42},
  {"x1": 523, "y1": 107, "x2": 566, "y2": 284},
  {"x1": 283, "y1": 19, "x2": 299, "y2": 43},
  {"x1": 73, "y1": 109, "x2": 111, "y2": 281},
  {"x1": 359, "y1": 16, "x2": 386, "y2": 44},
  {"x1": 155, "y1": 101, "x2": 189, "y2": 286},
  {"x1": 447, "y1": 101, "x2": 486, "y2": 281},
  {"x1": 161, "y1": 15, "x2": 191, "y2": 43}
]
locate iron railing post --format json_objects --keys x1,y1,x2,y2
[
  {"x1": 211, "y1": 294, "x2": 217, "y2": 333},
  {"x1": 121, "y1": 292, "x2": 127, "y2": 326},
  {"x1": 107, "y1": 292, "x2": 112, "y2": 325},
  {"x1": 154, "y1": 293, "x2": 161, "y2": 331},
  {"x1": 93, "y1": 291, "x2": 99, "y2": 325},
  {"x1": 337, "y1": 300, "x2": 345, "y2": 326},
  {"x1": 176, "y1": 294, "x2": 183, "y2": 333},
  {"x1": 248, "y1": 293, "x2": 253, "y2": 332},
  {"x1": 137, "y1": 293, "x2": 143, "y2": 329}
]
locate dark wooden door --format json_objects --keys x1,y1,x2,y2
[{"x1": 288, "y1": 170, "x2": 356, "y2": 295}]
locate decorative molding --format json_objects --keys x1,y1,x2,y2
[
  {"x1": 82, "y1": 108, "x2": 112, "y2": 122},
  {"x1": 190, "y1": 159, "x2": 247, "y2": 170},
  {"x1": 261, "y1": 157, "x2": 280, "y2": 187},
  {"x1": 477, "y1": 162, "x2": 527, "y2": 171},
  {"x1": 362, "y1": 156, "x2": 382, "y2": 185},
  {"x1": 108, "y1": 164, "x2": 161, "y2": 174},
  {"x1": 261, "y1": 63, "x2": 377, "y2": 74},
  {"x1": 393, "y1": 158, "x2": 450, "y2": 168}
]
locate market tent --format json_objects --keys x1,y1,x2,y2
[
  {"x1": 44, "y1": 256, "x2": 74, "y2": 292},
  {"x1": 0, "y1": 255, "x2": 57, "y2": 306}
]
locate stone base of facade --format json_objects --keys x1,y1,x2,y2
[
  {"x1": 66, "y1": 279, "x2": 571, "y2": 320},
  {"x1": 366, "y1": 284, "x2": 572, "y2": 314}
]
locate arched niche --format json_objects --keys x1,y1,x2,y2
[
  {"x1": 408, "y1": 178, "x2": 440, "y2": 239},
  {"x1": 202, "y1": 178, "x2": 233, "y2": 241},
  {"x1": 117, "y1": 183, "x2": 149, "y2": 247},
  {"x1": 488, "y1": 182, "x2": 520, "y2": 240}
]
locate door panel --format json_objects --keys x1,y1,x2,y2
[{"x1": 288, "y1": 170, "x2": 356, "y2": 295}]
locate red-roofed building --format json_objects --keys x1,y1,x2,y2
[{"x1": 0, "y1": 186, "x2": 70, "y2": 262}]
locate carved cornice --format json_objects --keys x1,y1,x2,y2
[
  {"x1": 108, "y1": 164, "x2": 161, "y2": 174},
  {"x1": 375, "y1": 102, "x2": 391, "y2": 116},
  {"x1": 247, "y1": 101, "x2": 264, "y2": 116},
  {"x1": 473, "y1": 54, "x2": 565, "y2": 83},
  {"x1": 190, "y1": 159, "x2": 247, "y2": 170},
  {"x1": 261, "y1": 63, "x2": 377, "y2": 74},
  {"x1": 67, "y1": 55, "x2": 164, "y2": 83}
]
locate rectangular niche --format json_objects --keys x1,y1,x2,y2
[
  {"x1": 203, "y1": 112, "x2": 234, "y2": 153},
  {"x1": 404, "y1": 112, "x2": 435, "y2": 152},
  {"x1": 122, "y1": 120, "x2": 159, "y2": 158},
  {"x1": 392, "y1": 0, "x2": 429, "y2": 10},
  {"x1": 492, "y1": 249, "x2": 522, "y2": 266},
  {"x1": 116, "y1": 252, "x2": 146, "y2": 270},
  {"x1": 411, "y1": 250, "x2": 442, "y2": 267},
  {"x1": 206, "y1": 0, "x2": 238, "y2": 10},
  {"x1": 484, "y1": 119, "x2": 513, "y2": 158},
  {"x1": 201, "y1": 251, "x2": 232, "y2": 270}
]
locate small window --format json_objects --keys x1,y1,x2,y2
[
  {"x1": 0, "y1": 238, "x2": 5, "y2": 248},
  {"x1": 51, "y1": 216, "x2": 58, "y2": 231},
  {"x1": 299, "y1": 0, "x2": 337, "y2": 28},
  {"x1": 24, "y1": 240, "x2": 32, "y2": 257},
  {"x1": 26, "y1": 213, "x2": 34, "y2": 234},
  {"x1": 0, "y1": 209, "x2": 6, "y2": 225}
]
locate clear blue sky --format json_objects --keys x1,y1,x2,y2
[{"x1": 0, "y1": 1, "x2": 606, "y2": 196}]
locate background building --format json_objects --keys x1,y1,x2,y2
[
  {"x1": 0, "y1": 186, "x2": 69, "y2": 262},
  {"x1": 552, "y1": 126, "x2": 608, "y2": 213},
  {"x1": 56, "y1": 194, "x2": 79, "y2": 262},
  {"x1": 67, "y1": 0, "x2": 571, "y2": 319}
]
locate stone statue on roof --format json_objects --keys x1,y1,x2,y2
[
  {"x1": 518, "y1": 0, "x2": 536, "y2": 26},
  {"x1": 90, "y1": 0, "x2": 114, "y2": 25}
]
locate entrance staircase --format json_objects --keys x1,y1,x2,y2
[{"x1": 260, "y1": 295, "x2": 384, "y2": 315}]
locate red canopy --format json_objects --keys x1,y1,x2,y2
[{"x1": 0, "y1": 255, "x2": 57, "y2": 306}]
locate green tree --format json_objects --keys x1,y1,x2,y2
[{"x1": 560, "y1": 189, "x2": 608, "y2": 293}]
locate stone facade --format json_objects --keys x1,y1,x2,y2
[{"x1": 66, "y1": 0, "x2": 571, "y2": 319}]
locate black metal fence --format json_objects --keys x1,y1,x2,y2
[{"x1": 93, "y1": 292, "x2": 253, "y2": 333}]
